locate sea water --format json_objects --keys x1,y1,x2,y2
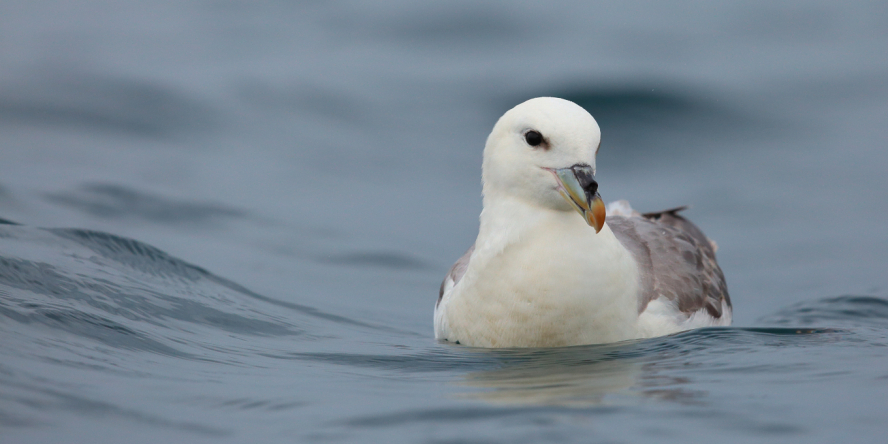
[{"x1": 1, "y1": 1, "x2": 887, "y2": 442}]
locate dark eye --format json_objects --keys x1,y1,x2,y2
[{"x1": 524, "y1": 130, "x2": 543, "y2": 147}]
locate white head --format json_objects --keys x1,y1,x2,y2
[{"x1": 482, "y1": 97, "x2": 606, "y2": 231}]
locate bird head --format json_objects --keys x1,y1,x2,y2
[{"x1": 482, "y1": 97, "x2": 606, "y2": 232}]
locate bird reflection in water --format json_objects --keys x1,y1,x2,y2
[{"x1": 452, "y1": 342, "x2": 704, "y2": 406}]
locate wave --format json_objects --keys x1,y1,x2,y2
[
  {"x1": 756, "y1": 295, "x2": 888, "y2": 328},
  {"x1": 0, "y1": 224, "x2": 395, "y2": 369}
]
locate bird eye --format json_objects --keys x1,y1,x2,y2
[{"x1": 524, "y1": 130, "x2": 543, "y2": 147}]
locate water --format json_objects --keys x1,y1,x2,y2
[{"x1": 1, "y1": 1, "x2": 887, "y2": 442}]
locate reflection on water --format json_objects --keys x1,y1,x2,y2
[
  {"x1": 454, "y1": 325, "x2": 843, "y2": 407},
  {"x1": 459, "y1": 351, "x2": 643, "y2": 406}
]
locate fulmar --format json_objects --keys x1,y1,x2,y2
[{"x1": 434, "y1": 97, "x2": 731, "y2": 348}]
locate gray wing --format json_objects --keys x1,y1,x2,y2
[
  {"x1": 438, "y1": 244, "x2": 474, "y2": 308},
  {"x1": 607, "y1": 207, "x2": 731, "y2": 318}
]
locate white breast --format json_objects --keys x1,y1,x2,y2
[{"x1": 435, "y1": 205, "x2": 642, "y2": 347}]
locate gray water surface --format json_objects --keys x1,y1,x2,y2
[{"x1": 1, "y1": 1, "x2": 887, "y2": 443}]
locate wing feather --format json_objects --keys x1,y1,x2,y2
[
  {"x1": 438, "y1": 244, "x2": 474, "y2": 307},
  {"x1": 608, "y1": 207, "x2": 730, "y2": 319}
]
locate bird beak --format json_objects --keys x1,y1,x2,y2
[{"x1": 548, "y1": 164, "x2": 606, "y2": 233}]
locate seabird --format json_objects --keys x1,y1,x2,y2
[{"x1": 434, "y1": 97, "x2": 731, "y2": 348}]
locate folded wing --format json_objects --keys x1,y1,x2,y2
[{"x1": 607, "y1": 206, "x2": 731, "y2": 319}]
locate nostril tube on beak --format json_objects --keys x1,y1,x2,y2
[
  {"x1": 571, "y1": 165, "x2": 598, "y2": 196},
  {"x1": 548, "y1": 163, "x2": 606, "y2": 233}
]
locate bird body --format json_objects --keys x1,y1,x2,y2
[{"x1": 434, "y1": 97, "x2": 731, "y2": 348}]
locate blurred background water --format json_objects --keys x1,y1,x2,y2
[{"x1": 1, "y1": 1, "x2": 887, "y2": 443}]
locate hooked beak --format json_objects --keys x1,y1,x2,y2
[{"x1": 546, "y1": 164, "x2": 606, "y2": 233}]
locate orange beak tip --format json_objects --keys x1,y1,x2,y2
[{"x1": 591, "y1": 197, "x2": 606, "y2": 233}]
